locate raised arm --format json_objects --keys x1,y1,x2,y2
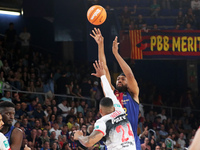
[
  {"x1": 74, "y1": 130, "x2": 103, "y2": 147},
  {"x1": 90, "y1": 28, "x2": 115, "y2": 90},
  {"x1": 91, "y1": 60, "x2": 124, "y2": 112},
  {"x1": 112, "y1": 36, "x2": 139, "y2": 103}
]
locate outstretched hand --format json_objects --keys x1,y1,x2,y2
[
  {"x1": 91, "y1": 60, "x2": 106, "y2": 78},
  {"x1": 90, "y1": 28, "x2": 104, "y2": 45},
  {"x1": 112, "y1": 36, "x2": 119, "y2": 54}
]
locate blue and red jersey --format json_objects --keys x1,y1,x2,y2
[{"x1": 115, "y1": 90, "x2": 141, "y2": 150}]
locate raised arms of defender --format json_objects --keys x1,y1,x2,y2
[{"x1": 91, "y1": 60, "x2": 124, "y2": 112}]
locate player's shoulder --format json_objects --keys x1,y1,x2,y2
[{"x1": 12, "y1": 127, "x2": 23, "y2": 135}]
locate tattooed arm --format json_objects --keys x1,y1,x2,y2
[{"x1": 74, "y1": 130, "x2": 104, "y2": 147}]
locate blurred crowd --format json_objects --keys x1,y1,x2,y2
[
  {"x1": 0, "y1": 22, "x2": 200, "y2": 150},
  {"x1": 117, "y1": 0, "x2": 200, "y2": 30}
]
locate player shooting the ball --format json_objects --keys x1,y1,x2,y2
[{"x1": 90, "y1": 28, "x2": 141, "y2": 150}]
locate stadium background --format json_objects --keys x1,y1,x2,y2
[{"x1": 0, "y1": 0, "x2": 199, "y2": 149}]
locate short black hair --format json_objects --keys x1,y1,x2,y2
[
  {"x1": 100, "y1": 97, "x2": 113, "y2": 107},
  {"x1": 0, "y1": 101, "x2": 15, "y2": 109},
  {"x1": 118, "y1": 73, "x2": 126, "y2": 77}
]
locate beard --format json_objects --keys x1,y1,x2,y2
[
  {"x1": 3, "y1": 123, "x2": 12, "y2": 127},
  {"x1": 116, "y1": 85, "x2": 127, "y2": 92}
]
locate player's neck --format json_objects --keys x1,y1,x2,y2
[{"x1": 1, "y1": 126, "x2": 11, "y2": 134}]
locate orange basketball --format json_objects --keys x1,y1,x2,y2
[{"x1": 87, "y1": 5, "x2": 107, "y2": 25}]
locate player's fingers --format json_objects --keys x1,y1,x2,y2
[
  {"x1": 90, "y1": 34, "x2": 95, "y2": 38},
  {"x1": 95, "y1": 60, "x2": 100, "y2": 69},
  {"x1": 91, "y1": 73, "x2": 97, "y2": 76},
  {"x1": 94, "y1": 28, "x2": 98, "y2": 34},
  {"x1": 25, "y1": 145, "x2": 28, "y2": 147},
  {"x1": 93, "y1": 63, "x2": 97, "y2": 70},
  {"x1": 98, "y1": 28, "x2": 101, "y2": 35},
  {"x1": 92, "y1": 30, "x2": 96, "y2": 36}
]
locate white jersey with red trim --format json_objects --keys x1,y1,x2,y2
[
  {"x1": 93, "y1": 75, "x2": 136, "y2": 150},
  {"x1": 0, "y1": 133, "x2": 10, "y2": 150}
]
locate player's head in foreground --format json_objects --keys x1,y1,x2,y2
[
  {"x1": 116, "y1": 73, "x2": 128, "y2": 92},
  {"x1": 99, "y1": 97, "x2": 115, "y2": 116},
  {"x1": 0, "y1": 101, "x2": 15, "y2": 127}
]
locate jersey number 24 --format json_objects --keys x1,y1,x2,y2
[{"x1": 116, "y1": 123, "x2": 134, "y2": 142}]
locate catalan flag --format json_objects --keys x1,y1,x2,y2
[{"x1": 129, "y1": 30, "x2": 143, "y2": 59}]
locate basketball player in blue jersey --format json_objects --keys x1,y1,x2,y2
[
  {"x1": 91, "y1": 28, "x2": 141, "y2": 150},
  {"x1": 0, "y1": 101, "x2": 23, "y2": 150}
]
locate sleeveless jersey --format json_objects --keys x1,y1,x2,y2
[
  {"x1": 114, "y1": 90, "x2": 141, "y2": 150},
  {"x1": 94, "y1": 110, "x2": 136, "y2": 150},
  {"x1": 4, "y1": 126, "x2": 15, "y2": 145},
  {"x1": 99, "y1": 75, "x2": 136, "y2": 150}
]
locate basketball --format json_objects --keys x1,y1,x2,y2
[{"x1": 87, "y1": 5, "x2": 107, "y2": 25}]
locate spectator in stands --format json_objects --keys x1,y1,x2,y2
[
  {"x1": 135, "y1": 14, "x2": 146, "y2": 29},
  {"x1": 1, "y1": 91, "x2": 12, "y2": 102},
  {"x1": 68, "y1": 101, "x2": 77, "y2": 116},
  {"x1": 150, "y1": 0, "x2": 160, "y2": 17},
  {"x1": 177, "y1": 133, "x2": 186, "y2": 150},
  {"x1": 155, "y1": 145, "x2": 161, "y2": 150},
  {"x1": 13, "y1": 92, "x2": 22, "y2": 104},
  {"x1": 191, "y1": 0, "x2": 200, "y2": 16},
  {"x1": 159, "y1": 124, "x2": 168, "y2": 142},
  {"x1": 175, "y1": 24, "x2": 181, "y2": 30},
  {"x1": 58, "y1": 99, "x2": 69, "y2": 119},
  {"x1": 57, "y1": 115, "x2": 64, "y2": 128},
  {"x1": 61, "y1": 124, "x2": 69, "y2": 139},
  {"x1": 146, "y1": 110, "x2": 155, "y2": 123},
  {"x1": 184, "y1": 8, "x2": 196, "y2": 27},
  {"x1": 19, "y1": 27, "x2": 31, "y2": 55},
  {"x1": 51, "y1": 142, "x2": 59, "y2": 150},
  {"x1": 161, "y1": 142, "x2": 167, "y2": 150},
  {"x1": 120, "y1": 6, "x2": 131, "y2": 29},
  {"x1": 68, "y1": 133, "x2": 78, "y2": 150},
  {"x1": 41, "y1": 141, "x2": 50, "y2": 150},
  {"x1": 67, "y1": 117, "x2": 74, "y2": 130},
  {"x1": 139, "y1": 126, "x2": 149, "y2": 144},
  {"x1": 43, "y1": 73, "x2": 54, "y2": 100},
  {"x1": 50, "y1": 122, "x2": 61, "y2": 140},
  {"x1": 157, "y1": 109, "x2": 167, "y2": 123},
  {"x1": 21, "y1": 117, "x2": 31, "y2": 137},
  {"x1": 141, "y1": 23, "x2": 149, "y2": 32},
  {"x1": 77, "y1": 100, "x2": 85, "y2": 116},
  {"x1": 5, "y1": 22, "x2": 17, "y2": 51},
  {"x1": 50, "y1": 131, "x2": 57, "y2": 146},
  {"x1": 62, "y1": 142, "x2": 71, "y2": 150},
  {"x1": 32, "y1": 103, "x2": 47, "y2": 124},
  {"x1": 150, "y1": 138, "x2": 156, "y2": 150},
  {"x1": 129, "y1": 20, "x2": 135, "y2": 30},
  {"x1": 152, "y1": 24, "x2": 160, "y2": 30},
  {"x1": 41, "y1": 129, "x2": 50, "y2": 144},
  {"x1": 141, "y1": 137, "x2": 151, "y2": 150},
  {"x1": 176, "y1": 11, "x2": 185, "y2": 27},
  {"x1": 185, "y1": 23, "x2": 193, "y2": 30}
]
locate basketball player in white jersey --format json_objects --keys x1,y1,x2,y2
[{"x1": 74, "y1": 60, "x2": 136, "y2": 150}]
